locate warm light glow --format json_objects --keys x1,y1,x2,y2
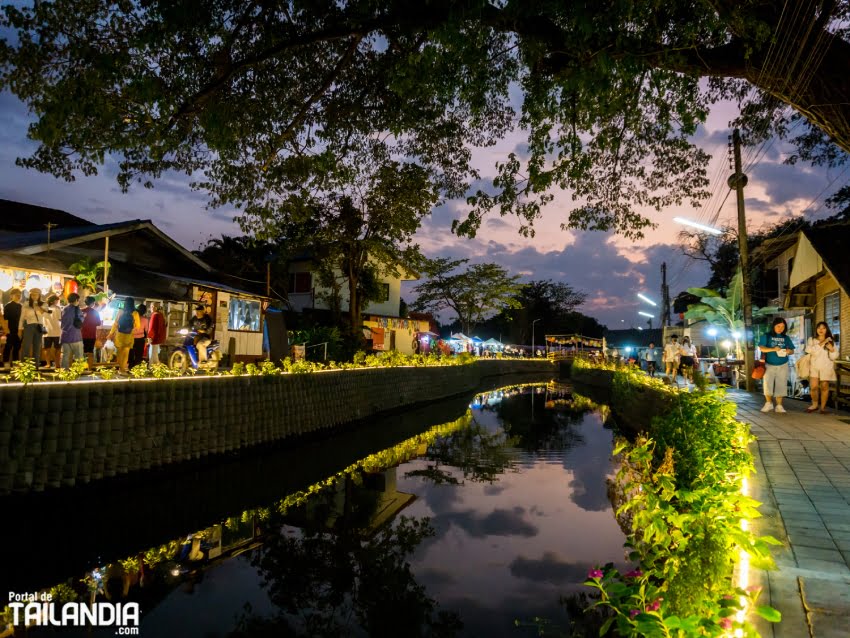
[
  {"x1": 722, "y1": 340, "x2": 732, "y2": 350},
  {"x1": 638, "y1": 311, "x2": 653, "y2": 318},
  {"x1": 637, "y1": 293, "x2": 657, "y2": 306},
  {"x1": 732, "y1": 331, "x2": 742, "y2": 339},
  {"x1": 673, "y1": 217, "x2": 723, "y2": 235},
  {"x1": 708, "y1": 328, "x2": 718, "y2": 337},
  {"x1": 734, "y1": 476, "x2": 751, "y2": 636}
]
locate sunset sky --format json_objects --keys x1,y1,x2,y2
[{"x1": 0, "y1": 88, "x2": 845, "y2": 329}]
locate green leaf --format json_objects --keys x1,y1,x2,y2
[{"x1": 755, "y1": 605, "x2": 781, "y2": 622}]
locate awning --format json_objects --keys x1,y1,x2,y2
[{"x1": 371, "y1": 326, "x2": 385, "y2": 350}]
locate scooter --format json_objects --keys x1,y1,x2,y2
[{"x1": 169, "y1": 329, "x2": 222, "y2": 372}]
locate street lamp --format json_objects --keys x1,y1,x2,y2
[
  {"x1": 637, "y1": 293, "x2": 657, "y2": 306},
  {"x1": 722, "y1": 340, "x2": 733, "y2": 357},
  {"x1": 673, "y1": 217, "x2": 723, "y2": 235},
  {"x1": 638, "y1": 311, "x2": 653, "y2": 318},
  {"x1": 532, "y1": 318, "x2": 541, "y2": 356}
]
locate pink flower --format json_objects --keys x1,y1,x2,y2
[
  {"x1": 629, "y1": 609, "x2": 640, "y2": 618},
  {"x1": 747, "y1": 585, "x2": 762, "y2": 593},
  {"x1": 588, "y1": 568, "x2": 604, "y2": 579},
  {"x1": 722, "y1": 594, "x2": 735, "y2": 600},
  {"x1": 719, "y1": 618, "x2": 733, "y2": 629},
  {"x1": 624, "y1": 569, "x2": 644, "y2": 579},
  {"x1": 646, "y1": 599, "x2": 662, "y2": 612}
]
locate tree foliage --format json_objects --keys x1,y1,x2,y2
[
  {"x1": 4, "y1": 1, "x2": 850, "y2": 240},
  {"x1": 411, "y1": 258, "x2": 523, "y2": 335}
]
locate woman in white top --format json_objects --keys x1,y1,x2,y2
[
  {"x1": 20, "y1": 288, "x2": 47, "y2": 364},
  {"x1": 678, "y1": 336, "x2": 698, "y2": 382},
  {"x1": 43, "y1": 294, "x2": 62, "y2": 368},
  {"x1": 806, "y1": 321, "x2": 839, "y2": 414}
]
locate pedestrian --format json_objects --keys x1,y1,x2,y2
[
  {"x1": 644, "y1": 341, "x2": 658, "y2": 377},
  {"x1": 759, "y1": 317, "x2": 795, "y2": 413},
  {"x1": 805, "y1": 321, "x2": 839, "y2": 414},
  {"x1": 43, "y1": 294, "x2": 62, "y2": 368},
  {"x1": 20, "y1": 288, "x2": 47, "y2": 365},
  {"x1": 147, "y1": 302, "x2": 166, "y2": 364},
  {"x1": 81, "y1": 295, "x2": 102, "y2": 365},
  {"x1": 108, "y1": 297, "x2": 140, "y2": 374},
  {"x1": 130, "y1": 303, "x2": 148, "y2": 367},
  {"x1": 2, "y1": 288, "x2": 23, "y2": 368},
  {"x1": 663, "y1": 335, "x2": 679, "y2": 378},
  {"x1": 678, "y1": 336, "x2": 698, "y2": 383},
  {"x1": 60, "y1": 293, "x2": 84, "y2": 369}
]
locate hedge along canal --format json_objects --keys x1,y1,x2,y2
[{"x1": 0, "y1": 359, "x2": 557, "y2": 495}]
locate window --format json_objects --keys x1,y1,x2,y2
[
  {"x1": 228, "y1": 298, "x2": 261, "y2": 332},
  {"x1": 824, "y1": 291, "x2": 840, "y2": 340},
  {"x1": 289, "y1": 272, "x2": 312, "y2": 294},
  {"x1": 380, "y1": 283, "x2": 390, "y2": 302}
]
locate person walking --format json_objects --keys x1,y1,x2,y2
[
  {"x1": 663, "y1": 335, "x2": 679, "y2": 378},
  {"x1": 130, "y1": 303, "x2": 148, "y2": 367},
  {"x1": 758, "y1": 317, "x2": 796, "y2": 413},
  {"x1": 60, "y1": 293, "x2": 85, "y2": 369},
  {"x1": 108, "y1": 297, "x2": 140, "y2": 375},
  {"x1": 20, "y1": 288, "x2": 47, "y2": 365},
  {"x1": 678, "y1": 336, "x2": 698, "y2": 383},
  {"x1": 43, "y1": 294, "x2": 62, "y2": 368},
  {"x1": 81, "y1": 295, "x2": 102, "y2": 365},
  {"x1": 147, "y1": 302, "x2": 166, "y2": 364},
  {"x1": 644, "y1": 341, "x2": 659, "y2": 377},
  {"x1": 2, "y1": 288, "x2": 23, "y2": 368},
  {"x1": 805, "y1": 321, "x2": 839, "y2": 414}
]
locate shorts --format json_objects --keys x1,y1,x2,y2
[
  {"x1": 114, "y1": 332, "x2": 134, "y2": 349},
  {"x1": 680, "y1": 356, "x2": 695, "y2": 368},
  {"x1": 43, "y1": 337, "x2": 60, "y2": 349},
  {"x1": 83, "y1": 338, "x2": 96, "y2": 354}
]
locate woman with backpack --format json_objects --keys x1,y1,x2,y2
[{"x1": 108, "y1": 297, "x2": 140, "y2": 374}]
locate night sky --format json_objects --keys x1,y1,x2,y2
[{"x1": 0, "y1": 87, "x2": 844, "y2": 329}]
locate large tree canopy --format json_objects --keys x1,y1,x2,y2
[{"x1": 2, "y1": 0, "x2": 849, "y2": 238}]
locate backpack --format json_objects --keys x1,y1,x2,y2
[{"x1": 118, "y1": 310, "x2": 135, "y2": 334}]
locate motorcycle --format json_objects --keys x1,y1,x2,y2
[{"x1": 169, "y1": 329, "x2": 221, "y2": 372}]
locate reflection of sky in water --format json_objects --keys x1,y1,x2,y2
[
  {"x1": 47, "y1": 388, "x2": 624, "y2": 638},
  {"x1": 399, "y1": 400, "x2": 626, "y2": 636}
]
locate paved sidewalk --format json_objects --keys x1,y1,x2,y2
[{"x1": 727, "y1": 391, "x2": 850, "y2": 638}]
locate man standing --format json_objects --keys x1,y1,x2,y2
[
  {"x1": 81, "y1": 295, "x2": 102, "y2": 365},
  {"x1": 644, "y1": 341, "x2": 659, "y2": 377},
  {"x1": 60, "y1": 293, "x2": 84, "y2": 369},
  {"x1": 2, "y1": 288, "x2": 22, "y2": 368},
  {"x1": 663, "y1": 335, "x2": 680, "y2": 378}
]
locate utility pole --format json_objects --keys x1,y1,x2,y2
[
  {"x1": 660, "y1": 262, "x2": 670, "y2": 327},
  {"x1": 45, "y1": 222, "x2": 57, "y2": 253},
  {"x1": 728, "y1": 129, "x2": 755, "y2": 391}
]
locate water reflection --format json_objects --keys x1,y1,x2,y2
[{"x1": 3, "y1": 382, "x2": 626, "y2": 638}]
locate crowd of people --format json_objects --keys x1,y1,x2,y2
[{"x1": 1, "y1": 289, "x2": 172, "y2": 374}]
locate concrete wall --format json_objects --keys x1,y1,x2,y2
[
  {"x1": 570, "y1": 365, "x2": 674, "y2": 433},
  {"x1": 0, "y1": 359, "x2": 556, "y2": 495}
]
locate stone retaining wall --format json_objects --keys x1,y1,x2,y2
[
  {"x1": 570, "y1": 365, "x2": 673, "y2": 433},
  {"x1": 0, "y1": 360, "x2": 556, "y2": 495}
]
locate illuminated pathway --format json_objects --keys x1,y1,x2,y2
[{"x1": 728, "y1": 390, "x2": 850, "y2": 638}]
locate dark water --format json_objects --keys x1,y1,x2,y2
[{"x1": 5, "y1": 381, "x2": 626, "y2": 638}]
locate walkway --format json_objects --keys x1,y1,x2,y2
[{"x1": 728, "y1": 390, "x2": 850, "y2": 638}]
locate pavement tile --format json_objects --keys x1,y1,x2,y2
[{"x1": 732, "y1": 390, "x2": 850, "y2": 632}]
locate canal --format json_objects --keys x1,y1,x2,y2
[{"x1": 2, "y1": 380, "x2": 626, "y2": 637}]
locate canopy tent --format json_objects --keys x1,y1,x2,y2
[
  {"x1": 450, "y1": 332, "x2": 472, "y2": 342},
  {"x1": 482, "y1": 338, "x2": 504, "y2": 348},
  {"x1": 545, "y1": 333, "x2": 605, "y2": 349}
]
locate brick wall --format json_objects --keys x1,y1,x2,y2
[{"x1": 0, "y1": 360, "x2": 556, "y2": 495}]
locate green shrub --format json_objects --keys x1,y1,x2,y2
[
  {"x1": 97, "y1": 367, "x2": 116, "y2": 380},
  {"x1": 581, "y1": 362, "x2": 781, "y2": 636},
  {"x1": 129, "y1": 363, "x2": 151, "y2": 378},
  {"x1": 10, "y1": 359, "x2": 42, "y2": 385},
  {"x1": 56, "y1": 358, "x2": 88, "y2": 382}
]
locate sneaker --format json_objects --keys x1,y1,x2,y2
[
  {"x1": 761, "y1": 403, "x2": 774, "y2": 412},
  {"x1": 775, "y1": 405, "x2": 786, "y2": 414}
]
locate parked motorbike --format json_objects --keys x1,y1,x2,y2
[{"x1": 169, "y1": 329, "x2": 221, "y2": 372}]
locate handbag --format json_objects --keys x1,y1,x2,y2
[
  {"x1": 796, "y1": 353, "x2": 811, "y2": 379},
  {"x1": 752, "y1": 361, "x2": 766, "y2": 380}
]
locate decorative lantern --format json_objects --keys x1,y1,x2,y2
[{"x1": 63, "y1": 279, "x2": 79, "y2": 299}]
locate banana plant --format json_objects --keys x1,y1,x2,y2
[{"x1": 685, "y1": 270, "x2": 778, "y2": 355}]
